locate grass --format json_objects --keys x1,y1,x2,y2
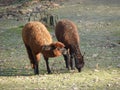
[
  {"x1": 0, "y1": 0, "x2": 120, "y2": 90},
  {"x1": 0, "y1": 70, "x2": 120, "y2": 90}
]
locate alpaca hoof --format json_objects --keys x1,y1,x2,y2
[{"x1": 48, "y1": 72, "x2": 52, "y2": 74}]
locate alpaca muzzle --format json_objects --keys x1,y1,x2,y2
[{"x1": 60, "y1": 48, "x2": 68, "y2": 55}]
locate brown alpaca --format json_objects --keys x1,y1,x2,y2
[
  {"x1": 22, "y1": 21, "x2": 67, "y2": 74},
  {"x1": 55, "y1": 19, "x2": 84, "y2": 72}
]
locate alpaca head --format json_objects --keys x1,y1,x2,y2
[
  {"x1": 42, "y1": 42, "x2": 68, "y2": 57},
  {"x1": 74, "y1": 53, "x2": 85, "y2": 72}
]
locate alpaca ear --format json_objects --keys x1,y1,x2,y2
[
  {"x1": 82, "y1": 52, "x2": 85, "y2": 58},
  {"x1": 53, "y1": 42, "x2": 65, "y2": 48}
]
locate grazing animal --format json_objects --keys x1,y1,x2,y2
[
  {"x1": 22, "y1": 21, "x2": 68, "y2": 74},
  {"x1": 55, "y1": 19, "x2": 84, "y2": 72}
]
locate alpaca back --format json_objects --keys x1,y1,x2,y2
[
  {"x1": 22, "y1": 21, "x2": 52, "y2": 53},
  {"x1": 55, "y1": 19, "x2": 80, "y2": 49}
]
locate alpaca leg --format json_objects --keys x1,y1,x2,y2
[
  {"x1": 25, "y1": 45, "x2": 36, "y2": 73},
  {"x1": 33, "y1": 53, "x2": 40, "y2": 75},
  {"x1": 25, "y1": 44, "x2": 40, "y2": 75},
  {"x1": 63, "y1": 54, "x2": 70, "y2": 70},
  {"x1": 70, "y1": 54, "x2": 75, "y2": 70},
  {"x1": 34, "y1": 62, "x2": 39, "y2": 75},
  {"x1": 44, "y1": 57, "x2": 51, "y2": 74}
]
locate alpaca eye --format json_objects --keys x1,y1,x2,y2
[
  {"x1": 51, "y1": 46, "x2": 56, "y2": 49},
  {"x1": 57, "y1": 48, "x2": 60, "y2": 50}
]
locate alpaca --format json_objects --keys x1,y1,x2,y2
[
  {"x1": 22, "y1": 21, "x2": 68, "y2": 74},
  {"x1": 55, "y1": 19, "x2": 84, "y2": 72}
]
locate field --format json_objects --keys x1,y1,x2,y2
[{"x1": 0, "y1": 0, "x2": 120, "y2": 90}]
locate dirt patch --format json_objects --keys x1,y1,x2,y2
[{"x1": 0, "y1": 0, "x2": 15, "y2": 6}]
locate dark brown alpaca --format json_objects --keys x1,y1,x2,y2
[
  {"x1": 55, "y1": 19, "x2": 84, "y2": 72},
  {"x1": 22, "y1": 21, "x2": 68, "y2": 74}
]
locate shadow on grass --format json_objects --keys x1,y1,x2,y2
[
  {"x1": 0, "y1": 67, "x2": 71, "y2": 76},
  {"x1": 0, "y1": 68, "x2": 33, "y2": 76}
]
